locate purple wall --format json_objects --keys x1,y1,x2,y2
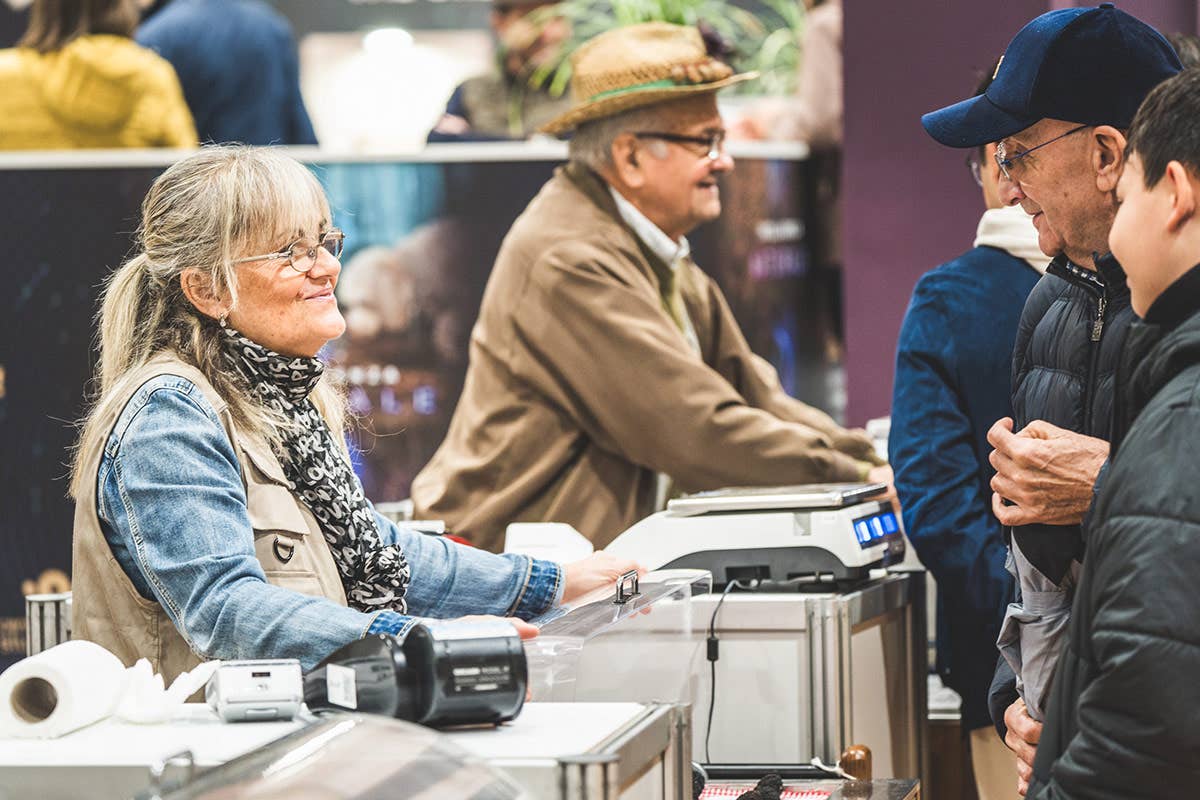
[
  {"x1": 1052, "y1": 0, "x2": 1196, "y2": 31},
  {"x1": 841, "y1": 0, "x2": 1198, "y2": 425}
]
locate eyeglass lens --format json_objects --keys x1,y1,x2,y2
[
  {"x1": 707, "y1": 131, "x2": 726, "y2": 158},
  {"x1": 994, "y1": 144, "x2": 1010, "y2": 181},
  {"x1": 289, "y1": 231, "x2": 344, "y2": 272}
]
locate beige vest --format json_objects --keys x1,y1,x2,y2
[{"x1": 71, "y1": 355, "x2": 348, "y2": 685}]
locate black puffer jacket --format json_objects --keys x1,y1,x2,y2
[
  {"x1": 989, "y1": 254, "x2": 1133, "y2": 729},
  {"x1": 1009, "y1": 254, "x2": 1132, "y2": 583},
  {"x1": 1028, "y1": 273, "x2": 1200, "y2": 798}
]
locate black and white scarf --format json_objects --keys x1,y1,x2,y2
[{"x1": 220, "y1": 327, "x2": 410, "y2": 613}]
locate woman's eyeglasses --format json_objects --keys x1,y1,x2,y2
[{"x1": 234, "y1": 228, "x2": 345, "y2": 273}]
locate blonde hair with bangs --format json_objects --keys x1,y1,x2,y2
[{"x1": 70, "y1": 145, "x2": 346, "y2": 497}]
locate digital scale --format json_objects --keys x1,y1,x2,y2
[{"x1": 605, "y1": 483, "x2": 905, "y2": 586}]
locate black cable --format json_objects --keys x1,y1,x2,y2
[
  {"x1": 704, "y1": 578, "x2": 755, "y2": 764},
  {"x1": 703, "y1": 575, "x2": 811, "y2": 764}
]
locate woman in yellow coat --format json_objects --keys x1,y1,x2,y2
[{"x1": 0, "y1": 0, "x2": 197, "y2": 149}]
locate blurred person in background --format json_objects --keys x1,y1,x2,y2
[
  {"x1": 0, "y1": 0, "x2": 196, "y2": 148},
  {"x1": 889, "y1": 61, "x2": 1048, "y2": 800},
  {"x1": 1166, "y1": 30, "x2": 1200, "y2": 68},
  {"x1": 427, "y1": 0, "x2": 570, "y2": 142},
  {"x1": 136, "y1": 0, "x2": 317, "y2": 146},
  {"x1": 413, "y1": 23, "x2": 891, "y2": 552},
  {"x1": 728, "y1": 0, "x2": 843, "y2": 347},
  {"x1": 729, "y1": 0, "x2": 841, "y2": 148},
  {"x1": 1, "y1": 0, "x2": 27, "y2": 48}
]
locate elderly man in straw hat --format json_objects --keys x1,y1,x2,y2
[{"x1": 412, "y1": 22, "x2": 893, "y2": 552}]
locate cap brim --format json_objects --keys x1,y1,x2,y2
[
  {"x1": 921, "y1": 92, "x2": 1039, "y2": 148},
  {"x1": 540, "y1": 72, "x2": 758, "y2": 136}
]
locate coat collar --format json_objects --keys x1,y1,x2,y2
[
  {"x1": 1045, "y1": 252, "x2": 1128, "y2": 298},
  {"x1": 561, "y1": 161, "x2": 682, "y2": 290},
  {"x1": 1115, "y1": 297, "x2": 1200, "y2": 454},
  {"x1": 1144, "y1": 262, "x2": 1200, "y2": 330}
]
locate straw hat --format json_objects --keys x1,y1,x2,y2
[{"x1": 540, "y1": 22, "x2": 757, "y2": 135}]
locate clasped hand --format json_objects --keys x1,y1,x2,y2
[
  {"x1": 1005, "y1": 698, "x2": 1042, "y2": 796},
  {"x1": 988, "y1": 417, "x2": 1108, "y2": 527}
]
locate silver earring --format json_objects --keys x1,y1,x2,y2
[{"x1": 218, "y1": 315, "x2": 227, "y2": 328}]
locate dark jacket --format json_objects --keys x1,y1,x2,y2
[
  {"x1": 989, "y1": 253, "x2": 1133, "y2": 732},
  {"x1": 890, "y1": 240, "x2": 1041, "y2": 731},
  {"x1": 136, "y1": 0, "x2": 317, "y2": 146},
  {"x1": 1028, "y1": 265, "x2": 1200, "y2": 798},
  {"x1": 1008, "y1": 255, "x2": 1132, "y2": 583}
]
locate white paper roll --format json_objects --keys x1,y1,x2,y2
[{"x1": 0, "y1": 640, "x2": 128, "y2": 739}]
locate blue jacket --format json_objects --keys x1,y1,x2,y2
[
  {"x1": 136, "y1": 0, "x2": 317, "y2": 146},
  {"x1": 96, "y1": 373, "x2": 561, "y2": 670},
  {"x1": 890, "y1": 219, "x2": 1042, "y2": 731}
]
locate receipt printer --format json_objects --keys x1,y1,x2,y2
[{"x1": 205, "y1": 659, "x2": 303, "y2": 723}]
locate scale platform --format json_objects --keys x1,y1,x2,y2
[
  {"x1": 607, "y1": 484, "x2": 904, "y2": 586},
  {"x1": 667, "y1": 483, "x2": 888, "y2": 516}
]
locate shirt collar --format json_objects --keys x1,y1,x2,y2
[{"x1": 608, "y1": 186, "x2": 690, "y2": 270}]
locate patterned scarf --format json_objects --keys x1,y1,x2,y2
[{"x1": 220, "y1": 327, "x2": 410, "y2": 613}]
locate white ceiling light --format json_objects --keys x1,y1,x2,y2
[{"x1": 363, "y1": 27, "x2": 415, "y2": 58}]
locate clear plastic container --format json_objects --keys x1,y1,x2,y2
[{"x1": 524, "y1": 569, "x2": 712, "y2": 705}]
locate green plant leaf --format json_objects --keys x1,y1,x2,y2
[{"x1": 524, "y1": 0, "x2": 805, "y2": 100}]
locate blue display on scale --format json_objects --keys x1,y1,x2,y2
[{"x1": 853, "y1": 510, "x2": 900, "y2": 548}]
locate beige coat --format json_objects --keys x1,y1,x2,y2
[
  {"x1": 71, "y1": 356, "x2": 346, "y2": 685},
  {"x1": 411, "y1": 164, "x2": 881, "y2": 551}
]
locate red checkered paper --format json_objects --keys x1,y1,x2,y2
[{"x1": 698, "y1": 788, "x2": 830, "y2": 799}]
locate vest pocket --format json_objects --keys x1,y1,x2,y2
[
  {"x1": 246, "y1": 482, "x2": 325, "y2": 597},
  {"x1": 255, "y1": 528, "x2": 325, "y2": 597},
  {"x1": 240, "y1": 453, "x2": 347, "y2": 606}
]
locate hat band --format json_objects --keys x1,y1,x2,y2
[{"x1": 588, "y1": 79, "x2": 683, "y2": 103}]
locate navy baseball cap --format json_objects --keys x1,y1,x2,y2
[{"x1": 922, "y1": 3, "x2": 1181, "y2": 148}]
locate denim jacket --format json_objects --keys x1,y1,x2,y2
[{"x1": 95, "y1": 373, "x2": 562, "y2": 670}]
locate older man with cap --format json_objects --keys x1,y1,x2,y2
[
  {"x1": 920, "y1": 4, "x2": 1180, "y2": 795},
  {"x1": 412, "y1": 22, "x2": 891, "y2": 552}
]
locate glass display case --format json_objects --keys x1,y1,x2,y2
[{"x1": 525, "y1": 569, "x2": 711, "y2": 706}]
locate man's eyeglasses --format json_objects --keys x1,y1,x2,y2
[
  {"x1": 994, "y1": 124, "x2": 1089, "y2": 181},
  {"x1": 234, "y1": 228, "x2": 345, "y2": 273},
  {"x1": 633, "y1": 130, "x2": 727, "y2": 160}
]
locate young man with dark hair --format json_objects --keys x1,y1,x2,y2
[
  {"x1": 1024, "y1": 67, "x2": 1200, "y2": 797},
  {"x1": 890, "y1": 59, "x2": 1047, "y2": 800}
]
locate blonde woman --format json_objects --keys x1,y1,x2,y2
[{"x1": 70, "y1": 145, "x2": 635, "y2": 682}]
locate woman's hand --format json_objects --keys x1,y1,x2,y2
[{"x1": 561, "y1": 552, "x2": 645, "y2": 604}]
